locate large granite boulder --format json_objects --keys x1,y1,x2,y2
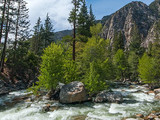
[
  {"x1": 94, "y1": 90, "x2": 123, "y2": 103},
  {"x1": 59, "y1": 81, "x2": 88, "y2": 104}
]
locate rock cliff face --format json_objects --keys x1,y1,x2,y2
[
  {"x1": 56, "y1": 0, "x2": 160, "y2": 48},
  {"x1": 102, "y1": 1, "x2": 157, "y2": 48},
  {"x1": 149, "y1": 0, "x2": 160, "y2": 17}
]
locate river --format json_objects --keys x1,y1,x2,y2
[{"x1": 0, "y1": 84, "x2": 160, "y2": 120}]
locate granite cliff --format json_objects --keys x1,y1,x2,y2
[{"x1": 55, "y1": 0, "x2": 160, "y2": 48}]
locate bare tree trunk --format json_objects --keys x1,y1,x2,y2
[
  {"x1": 0, "y1": 1, "x2": 10, "y2": 72},
  {"x1": 0, "y1": 0, "x2": 7, "y2": 44},
  {"x1": 73, "y1": 20, "x2": 76, "y2": 61},
  {"x1": 14, "y1": 0, "x2": 20, "y2": 50},
  {"x1": 72, "y1": 1, "x2": 77, "y2": 61}
]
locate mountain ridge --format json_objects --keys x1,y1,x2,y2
[{"x1": 54, "y1": 0, "x2": 160, "y2": 48}]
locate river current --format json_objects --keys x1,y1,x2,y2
[{"x1": 0, "y1": 84, "x2": 160, "y2": 120}]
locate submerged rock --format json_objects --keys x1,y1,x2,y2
[
  {"x1": 155, "y1": 93, "x2": 160, "y2": 100},
  {"x1": 125, "y1": 118, "x2": 144, "y2": 120},
  {"x1": 71, "y1": 115, "x2": 87, "y2": 120},
  {"x1": 154, "y1": 88, "x2": 160, "y2": 95},
  {"x1": 94, "y1": 90, "x2": 123, "y2": 103},
  {"x1": 59, "y1": 81, "x2": 88, "y2": 104},
  {"x1": 42, "y1": 104, "x2": 51, "y2": 112},
  {"x1": 136, "y1": 114, "x2": 144, "y2": 118}
]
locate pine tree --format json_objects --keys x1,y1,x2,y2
[
  {"x1": 30, "y1": 17, "x2": 44, "y2": 55},
  {"x1": 129, "y1": 24, "x2": 144, "y2": 56},
  {"x1": 68, "y1": 0, "x2": 82, "y2": 61},
  {"x1": 43, "y1": 13, "x2": 54, "y2": 47},
  {"x1": 0, "y1": 0, "x2": 11, "y2": 72},
  {"x1": 112, "y1": 31, "x2": 124, "y2": 55},
  {"x1": 89, "y1": 4, "x2": 95, "y2": 27},
  {"x1": 77, "y1": 0, "x2": 89, "y2": 39},
  {"x1": 0, "y1": 0, "x2": 7, "y2": 43},
  {"x1": 14, "y1": 0, "x2": 30, "y2": 50},
  {"x1": 128, "y1": 51, "x2": 139, "y2": 81},
  {"x1": 113, "y1": 49, "x2": 127, "y2": 81}
]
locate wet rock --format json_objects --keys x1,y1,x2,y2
[
  {"x1": 94, "y1": 91, "x2": 123, "y2": 103},
  {"x1": 0, "y1": 80, "x2": 5, "y2": 88},
  {"x1": 146, "y1": 114, "x2": 156, "y2": 119},
  {"x1": 129, "y1": 85, "x2": 136, "y2": 88},
  {"x1": 125, "y1": 118, "x2": 143, "y2": 120},
  {"x1": 154, "y1": 88, "x2": 160, "y2": 95},
  {"x1": 59, "y1": 81, "x2": 88, "y2": 104},
  {"x1": 0, "y1": 87, "x2": 9, "y2": 95},
  {"x1": 147, "y1": 91, "x2": 155, "y2": 94},
  {"x1": 42, "y1": 104, "x2": 51, "y2": 112},
  {"x1": 71, "y1": 115, "x2": 86, "y2": 120},
  {"x1": 154, "y1": 118, "x2": 160, "y2": 120},
  {"x1": 136, "y1": 114, "x2": 144, "y2": 118},
  {"x1": 25, "y1": 95, "x2": 36, "y2": 102},
  {"x1": 142, "y1": 84, "x2": 149, "y2": 88},
  {"x1": 155, "y1": 93, "x2": 160, "y2": 100},
  {"x1": 47, "y1": 83, "x2": 64, "y2": 100},
  {"x1": 15, "y1": 81, "x2": 26, "y2": 90},
  {"x1": 50, "y1": 106, "x2": 59, "y2": 111}
]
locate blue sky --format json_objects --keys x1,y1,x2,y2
[{"x1": 26, "y1": 0, "x2": 154, "y2": 31}]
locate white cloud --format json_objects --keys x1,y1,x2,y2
[{"x1": 25, "y1": 0, "x2": 72, "y2": 31}]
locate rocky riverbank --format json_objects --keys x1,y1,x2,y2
[
  {"x1": 0, "y1": 81, "x2": 160, "y2": 120},
  {"x1": 124, "y1": 111, "x2": 160, "y2": 120},
  {"x1": 0, "y1": 78, "x2": 36, "y2": 96},
  {"x1": 124, "y1": 88, "x2": 160, "y2": 120}
]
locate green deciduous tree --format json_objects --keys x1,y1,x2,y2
[
  {"x1": 84, "y1": 62, "x2": 106, "y2": 95},
  {"x1": 81, "y1": 24, "x2": 114, "y2": 94},
  {"x1": 38, "y1": 43, "x2": 64, "y2": 91},
  {"x1": 138, "y1": 53, "x2": 157, "y2": 87},
  {"x1": 113, "y1": 49, "x2": 127, "y2": 81},
  {"x1": 128, "y1": 51, "x2": 139, "y2": 81}
]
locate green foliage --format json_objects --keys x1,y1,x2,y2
[
  {"x1": 138, "y1": 53, "x2": 157, "y2": 85},
  {"x1": 112, "y1": 31, "x2": 124, "y2": 55},
  {"x1": 149, "y1": 0, "x2": 160, "y2": 17},
  {"x1": 77, "y1": 1, "x2": 96, "y2": 40},
  {"x1": 77, "y1": 0, "x2": 89, "y2": 38},
  {"x1": 81, "y1": 24, "x2": 114, "y2": 94},
  {"x1": 43, "y1": 13, "x2": 54, "y2": 47},
  {"x1": 129, "y1": 25, "x2": 144, "y2": 56},
  {"x1": 68, "y1": 0, "x2": 82, "y2": 26},
  {"x1": 30, "y1": 17, "x2": 44, "y2": 55},
  {"x1": 128, "y1": 51, "x2": 139, "y2": 81},
  {"x1": 90, "y1": 23, "x2": 102, "y2": 39},
  {"x1": 38, "y1": 43, "x2": 64, "y2": 90},
  {"x1": 6, "y1": 41, "x2": 39, "y2": 82},
  {"x1": 30, "y1": 15, "x2": 54, "y2": 56},
  {"x1": 113, "y1": 49, "x2": 127, "y2": 80},
  {"x1": 89, "y1": 4, "x2": 96, "y2": 26},
  {"x1": 63, "y1": 60, "x2": 79, "y2": 84},
  {"x1": 84, "y1": 62, "x2": 107, "y2": 95}
]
